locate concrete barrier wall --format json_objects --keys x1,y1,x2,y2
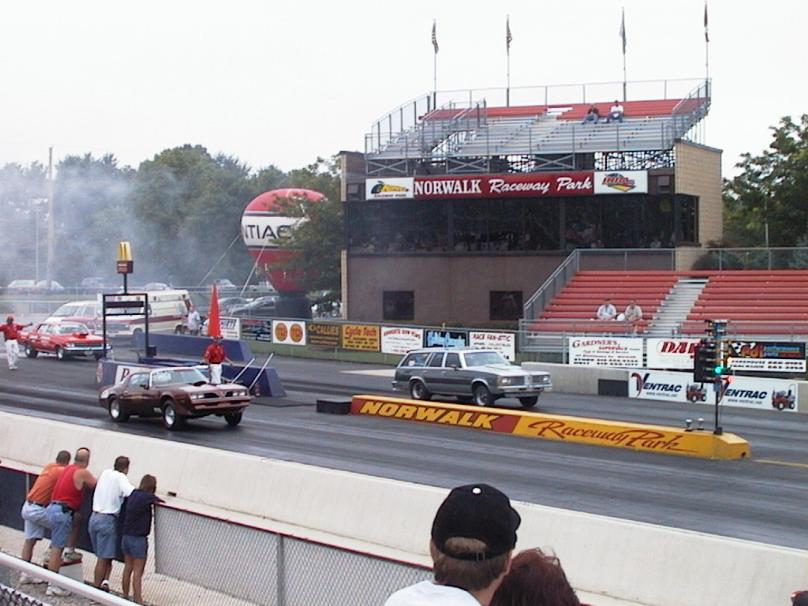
[
  {"x1": 524, "y1": 361, "x2": 808, "y2": 413},
  {"x1": 0, "y1": 412, "x2": 805, "y2": 606}
]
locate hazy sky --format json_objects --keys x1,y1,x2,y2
[{"x1": 1, "y1": 0, "x2": 806, "y2": 177}]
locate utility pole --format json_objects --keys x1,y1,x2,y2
[{"x1": 46, "y1": 147, "x2": 55, "y2": 288}]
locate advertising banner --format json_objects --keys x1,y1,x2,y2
[
  {"x1": 381, "y1": 326, "x2": 424, "y2": 355},
  {"x1": 272, "y1": 320, "x2": 307, "y2": 346},
  {"x1": 424, "y1": 329, "x2": 468, "y2": 348},
  {"x1": 469, "y1": 331, "x2": 516, "y2": 361},
  {"x1": 220, "y1": 317, "x2": 241, "y2": 341},
  {"x1": 307, "y1": 322, "x2": 341, "y2": 348},
  {"x1": 728, "y1": 341, "x2": 807, "y2": 373},
  {"x1": 628, "y1": 369, "x2": 712, "y2": 404},
  {"x1": 646, "y1": 338, "x2": 700, "y2": 370},
  {"x1": 568, "y1": 337, "x2": 643, "y2": 368},
  {"x1": 365, "y1": 177, "x2": 414, "y2": 200},
  {"x1": 241, "y1": 215, "x2": 301, "y2": 248},
  {"x1": 241, "y1": 319, "x2": 273, "y2": 342},
  {"x1": 342, "y1": 324, "x2": 380, "y2": 351},
  {"x1": 720, "y1": 375, "x2": 798, "y2": 412},
  {"x1": 413, "y1": 172, "x2": 593, "y2": 200},
  {"x1": 593, "y1": 171, "x2": 648, "y2": 194}
]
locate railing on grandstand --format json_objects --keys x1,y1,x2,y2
[
  {"x1": 365, "y1": 77, "x2": 708, "y2": 157},
  {"x1": 671, "y1": 79, "x2": 711, "y2": 144},
  {"x1": 697, "y1": 247, "x2": 808, "y2": 270}
]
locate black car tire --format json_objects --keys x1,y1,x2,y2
[
  {"x1": 55, "y1": 347, "x2": 67, "y2": 361},
  {"x1": 225, "y1": 412, "x2": 242, "y2": 427},
  {"x1": 25, "y1": 345, "x2": 38, "y2": 358},
  {"x1": 519, "y1": 396, "x2": 539, "y2": 409},
  {"x1": 473, "y1": 383, "x2": 494, "y2": 407},
  {"x1": 409, "y1": 380, "x2": 431, "y2": 401},
  {"x1": 162, "y1": 399, "x2": 185, "y2": 430},
  {"x1": 108, "y1": 397, "x2": 129, "y2": 423}
]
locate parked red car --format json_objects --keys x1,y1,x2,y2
[{"x1": 20, "y1": 322, "x2": 105, "y2": 360}]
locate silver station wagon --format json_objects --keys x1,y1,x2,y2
[{"x1": 392, "y1": 347, "x2": 552, "y2": 408}]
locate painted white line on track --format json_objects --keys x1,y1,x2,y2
[{"x1": 341, "y1": 368, "x2": 395, "y2": 377}]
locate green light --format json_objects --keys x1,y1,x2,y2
[{"x1": 714, "y1": 365, "x2": 724, "y2": 375}]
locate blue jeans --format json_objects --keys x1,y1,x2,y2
[
  {"x1": 89, "y1": 512, "x2": 119, "y2": 559},
  {"x1": 45, "y1": 503, "x2": 73, "y2": 548}
]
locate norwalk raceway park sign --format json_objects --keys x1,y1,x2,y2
[{"x1": 350, "y1": 395, "x2": 749, "y2": 460}]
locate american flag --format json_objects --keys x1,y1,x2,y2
[
  {"x1": 619, "y1": 8, "x2": 626, "y2": 55},
  {"x1": 704, "y1": 2, "x2": 709, "y2": 43},
  {"x1": 432, "y1": 20, "x2": 439, "y2": 53},
  {"x1": 506, "y1": 16, "x2": 512, "y2": 54}
]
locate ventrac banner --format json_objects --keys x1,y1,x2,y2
[
  {"x1": 413, "y1": 172, "x2": 594, "y2": 199},
  {"x1": 646, "y1": 338, "x2": 700, "y2": 370},
  {"x1": 568, "y1": 337, "x2": 643, "y2": 368},
  {"x1": 628, "y1": 369, "x2": 799, "y2": 412},
  {"x1": 728, "y1": 341, "x2": 807, "y2": 373}
]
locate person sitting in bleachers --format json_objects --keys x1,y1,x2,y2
[
  {"x1": 596, "y1": 299, "x2": 617, "y2": 321},
  {"x1": 581, "y1": 105, "x2": 600, "y2": 125},
  {"x1": 624, "y1": 299, "x2": 643, "y2": 333},
  {"x1": 606, "y1": 100, "x2": 624, "y2": 123}
]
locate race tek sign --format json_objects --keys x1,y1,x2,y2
[{"x1": 412, "y1": 172, "x2": 594, "y2": 199}]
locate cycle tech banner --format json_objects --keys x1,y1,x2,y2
[
  {"x1": 469, "y1": 331, "x2": 516, "y2": 361},
  {"x1": 568, "y1": 337, "x2": 643, "y2": 368},
  {"x1": 646, "y1": 338, "x2": 700, "y2": 370},
  {"x1": 727, "y1": 341, "x2": 807, "y2": 373},
  {"x1": 381, "y1": 326, "x2": 424, "y2": 355},
  {"x1": 342, "y1": 324, "x2": 380, "y2": 351},
  {"x1": 272, "y1": 320, "x2": 306, "y2": 346}
]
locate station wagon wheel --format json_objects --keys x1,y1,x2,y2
[
  {"x1": 162, "y1": 398, "x2": 185, "y2": 430},
  {"x1": 225, "y1": 412, "x2": 242, "y2": 427},
  {"x1": 108, "y1": 396, "x2": 129, "y2": 423},
  {"x1": 410, "y1": 380, "x2": 431, "y2": 401},
  {"x1": 519, "y1": 396, "x2": 539, "y2": 409},
  {"x1": 25, "y1": 345, "x2": 38, "y2": 358},
  {"x1": 473, "y1": 383, "x2": 493, "y2": 407}
]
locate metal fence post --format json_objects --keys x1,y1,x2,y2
[{"x1": 277, "y1": 535, "x2": 286, "y2": 606}]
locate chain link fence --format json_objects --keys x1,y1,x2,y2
[{"x1": 154, "y1": 505, "x2": 431, "y2": 606}]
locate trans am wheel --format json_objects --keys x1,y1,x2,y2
[
  {"x1": 25, "y1": 345, "x2": 38, "y2": 358},
  {"x1": 519, "y1": 396, "x2": 539, "y2": 409},
  {"x1": 108, "y1": 397, "x2": 129, "y2": 423},
  {"x1": 55, "y1": 347, "x2": 67, "y2": 361},
  {"x1": 225, "y1": 412, "x2": 242, "y2": 427},
  {"x1": 162, "y1": 399, "x2": 185, "y2": 430},
  {"x1": 473, "y1": 383, "x2": 493, "y2": 407},
  {"x1": 409, "y1": 380, "x2": 431, "y2": 401}
]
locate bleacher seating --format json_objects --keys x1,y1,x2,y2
[
  {"x1": 680, "y1": 270, "x2": 808, "y2": 335},
  {"x1": 528, "y1": 269, "x2": 808, "y2": 336},
  {"x1": 529, "y1": 271, "x2": 678, "y2": 334}
]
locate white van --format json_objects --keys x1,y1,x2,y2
[{"x1": 48, "y1": 290, "x2": 191, "y2": 337}]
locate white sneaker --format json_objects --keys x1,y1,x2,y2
[
  {"x1": 100, "y1": 580, "x2": 110, "y2": 592},
  {"x1": 19, "y1": 572, "x2": 45, "y2": 584},
  {"x1": 46, "y1": 585, "x2": 71, "y2": 596},
  {"x1": 62, "y1": 550, "x2": 82, "y2": 563}
]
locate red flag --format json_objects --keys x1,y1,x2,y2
[{"x1": 207, "y1": 284, "x2": 221, "y2": 338}]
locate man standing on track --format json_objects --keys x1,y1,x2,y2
[
  {"x1": 89, "y1": 455, "x2": 135, "y2": 591},
  {"x1": 0, "y1": 315, "x2": 32, "y2": 370},
  {"x1": 203, "y1": 335, "x2": 232, "y2": 385},
  {"x1": 45, "y1": 447, "x2": 96, "y2": 597},
  {"x1": 19, "y1": 450, "x2": 71, "y2": 584}
]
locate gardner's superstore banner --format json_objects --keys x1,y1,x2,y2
[
  {"x1": 568, "y1": 337, "x2": 643, "y2": 368},
  {"x1": 413, "y1": 172, "x2": 594, "y2": 199},
  {"x1": 646, "y1": 338, "x2": 700, "y2": 370},
  {"x1": 628, "y1": 369, "x2": 799, "y2": 412}
]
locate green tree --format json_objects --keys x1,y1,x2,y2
[
  {"x1": 273, "y1": 158, "x2": 343, "y2": 294},
  {"x1": 724, "y1": 114, "x2": 808, "y2": 247}
]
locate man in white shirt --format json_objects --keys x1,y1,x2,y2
[
  {"x1": 88, "y1": 456, "x2": 135, "y2": 591},
  {"x1": 607, "y1": 100, "x2": 624, "y2": 123},
  {"x1": 186, "y1": 306, "x2": 201, "y2": 335},
  {"x1": 384, "y1": 483, "x2": 521, "y2": 606},
  {"x1": 596, "y1": 298, "x2": 617, "y2": 321}
]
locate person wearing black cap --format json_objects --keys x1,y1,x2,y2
[{"x1": 385, "y1": 483, "x2": 521, "y2": 606}]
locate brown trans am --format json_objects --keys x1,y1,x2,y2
[{"x1": 98, "y1": 366, "x2": 251, "y2": 430}]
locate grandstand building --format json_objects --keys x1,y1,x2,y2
[{"x1": 340, "y1": 79, "x2": 719, "y2": 326}]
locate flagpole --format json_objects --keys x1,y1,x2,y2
[
  {"x1": 704, "y1": 1, "x2": 710, "y2": 96},
  {"x1": 432, "y1": 19, "x2": 438, "y2": 109},
  {"x1": 621, "y1": 7, "x2": 627, "y2": 102},
  {"x1": 506, "y1": 15, "x2": 511, "y2": 107}
]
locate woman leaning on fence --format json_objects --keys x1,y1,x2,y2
[{"x1": 121, "y1": 474, "x2": 163, "y2": 604}]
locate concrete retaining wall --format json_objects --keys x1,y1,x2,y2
[{"x1": 0, "y1": 412, "x2": 805, "y2": 606}]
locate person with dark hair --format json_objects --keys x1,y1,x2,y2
[
  {"x1": 490, "y1": 549, "x2": 581, "y2": 606},
  {"x1": 606, "y1": 100, "x2": 624, "y2": 123},
  {"x1": 581, "y1": 106, "x2": 600, "y2": 125},
  {"x1": 203, "y1": 335, "x2": 232, "y2": 385},
  {"x1": 18, "y1": 450, "x2": 71, "y2": 584},
  {"x1": 46, "y1": 447, "x2": 96, "y2": 597},
  {"x1": 0, "y1": 315, "x2": 32, "y2": 370},
  {"x1": 89, "y1": 455, "x2": 134, "y2": 591},
  {"x1": 793, "y1": 591, "x2": 808, "y2": 606},
  {"x1": 385, "y1": 483, "x2": 521, "y2": 606},
  {"x1": 121, "y1": 474, "x2": 163, "y2": 604}
]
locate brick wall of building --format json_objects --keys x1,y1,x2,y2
[{"x1": 674, "y1": 141, "x2": 723, "y2": 245}]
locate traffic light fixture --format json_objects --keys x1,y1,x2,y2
[{"x1": 694, "y1": 338, "x2": 717, "y2": 382}]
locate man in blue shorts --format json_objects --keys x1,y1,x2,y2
[{"x1": 88, "y1": 455, "x2": 134, "y2": 591}]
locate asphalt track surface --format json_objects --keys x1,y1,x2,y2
[{"x1": 0, "y1": 354, "x2": 806, "y2": 550}]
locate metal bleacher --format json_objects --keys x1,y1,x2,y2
[{"x1": 365, "y1": 78, "x2": 710, "y2": 175}]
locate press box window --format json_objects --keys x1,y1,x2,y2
[
  {"x1": 490, "y1": 291, "x2": 523, "y2": 322},
  {"x1": 383, "y1": 291, "x2": 414, "y2": 321}
]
